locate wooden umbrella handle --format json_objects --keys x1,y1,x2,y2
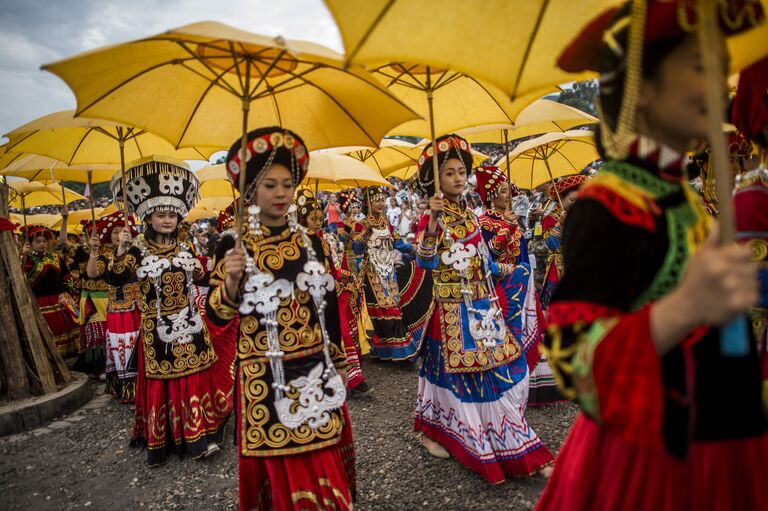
[{"x1": 697, "y1": 0, "x2": 749, "y2": 357}]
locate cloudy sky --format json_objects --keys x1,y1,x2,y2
[{"x1": 0, "y1": 0, "x2": 342, "y2": 139}]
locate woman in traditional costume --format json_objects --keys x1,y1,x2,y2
[
  {"x1": 21, "y1": 225, "x2": 80, "y2": 358},
  {"x1": 206, "y1": 127, "x2": 355, "y2": 510},
  {"x1": 536, "y1": 2, "x2": 767, "y2": 509},
  {"x1": 296, "y1": 188, "x2": 370, "y2": 396},
  {"x1": 475, "y1": 166, "x2": 553, "y2": 402},
  {"x1": 109, "y1": 156, "x2": 235, "y2": 466},
  {"x1": 412, "y1": 134, "x2": 553, "y2": 482},
  {"x1": 352, "y1": 186, "x2": 414, "y2": 360},
  {"x1": 72, "y1": 218, "x2": 110, "y2": 377},
  {"x1": 731, "y1": 55, "x2": 768, "y2": 405},
  {"x1": 538, "y1": 174, "x2": 588, "y2": 310},
  {"x1": 335, "y1": 190, "x2": 364, "y2": 277},
  {"x1": 85, "y1": 211, "x2": 141, "y2": 403}
]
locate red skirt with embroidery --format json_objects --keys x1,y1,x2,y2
[
  {"x1": 37, "y1": 294, "x2": 80, "y2": 359},
  {"x1": 238, "y1": 405, "x2": 356, "y2": 511},
  {"x1": 337, "y1": 287, "x2": 364, "y2": 391},
  {"x1": 536, "y1": 414, "x2": 768, "y2": 511},
  {"x1": 131, "y1": 310, "x2": 236, "y2": 466},
  {"x1": 105, "y1": 307, "x2": 140, "y2": 403}
]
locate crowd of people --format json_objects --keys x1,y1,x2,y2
[{"x1": 5, "y1": 1, "x2": 768, "y2": 510}]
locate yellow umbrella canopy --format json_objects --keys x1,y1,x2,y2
[
  {"x1": 195, "y1": 163, "x2": 228, "y2": 182},
  {"x1": 387, "y1": 145, "x2": 490, "y2": 181},
  {"x1": 324, "y1": 0, "x2": 622, "y2": 97},
  {"x1": 8, "y1": 181, "x2": 86, "y2": 208},
  {"x1": 197, "y1": 196, "x2": 237, "y2": 211},
  {"x1": 334, "y1": 138, "x2": 422, "y2": 175},
  {"x1": 42, "y1": 21, "x2": 420, "y2": 152},
  {"x1": 50, "y1": 207, "x2": 105, "y2": 230},
  {"x1": 185, "y1": 207, "x2": 219, "y2": 223},
  {"x1": 500, "y1": 130, "x2": 599, "y2": 190},
  {"x1": 200, "y1": 179, "x2": 238, "y2": 199},
  {"x1": 302, "y1": 152, "x2": 393, "y2": 191},
  {"x1": 4, "y1": 110, "x2": 216, "y2": 165},
  {"x1": 12, "y1": 213, "x2": 60, "y2": 228},
  {"x1": 371, "y1": 63, "x2": 555, "y2": 138},
  {"x1": 0, "y1": 153, "x2": 118, "y2": 183},
  {"x1": 458, "y1": 98, "x2": 598, "y2": 144}
]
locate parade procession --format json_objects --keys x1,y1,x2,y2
[{"x1": 0, "y1": 0, "x2": 767, "y2": 510}]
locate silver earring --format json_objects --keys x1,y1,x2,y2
[
  {"x1": 287, "y1": 204, "x2": 298, "y2": 233},
  {"x1": 248, "y1": 205, "x2": 261, "y2": 234}
]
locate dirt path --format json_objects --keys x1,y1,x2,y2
[{"x1": 0, "y1": 359, "x2": 577, "y2": 510}]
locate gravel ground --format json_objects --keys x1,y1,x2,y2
[{"x1": 0, "y1": 359, "x2": 577, "y2": 511}]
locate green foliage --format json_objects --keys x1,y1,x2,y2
[
  {"x1": 556, "y1": 80, "x2": 599, "y2": 117},
  {"x1": 62, "y1": 181, "x2": 112, "y2": 199}
]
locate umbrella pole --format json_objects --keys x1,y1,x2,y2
[
  {"x1": 697, "y1": 0, "x2": 747, "y2": 356},
  {"x1": 503, "y1": 129, "x2": 512, "y2": 211},
  {"x1": 118, "y1": 136, "x2": 131, "y2": 222},
  {"x1": 544, "y1": 158, "x2": 565, "y2": 210},
  {"x1": 21, "y1": 194, "x2": 27, "y2": 228},
  {"x1": 88, "y1": 171, "x2": 96, "y2": 226},
  {"x1": 235, "y1": 97, "x2": 250, "y2": 239},
  {"x1": 426, "y1": 67, "x2": 441, "y2": 197}
]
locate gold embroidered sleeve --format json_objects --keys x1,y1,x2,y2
[
  {"x1": 329, "y1": 337, "x2": 346, "y2": 368},
  {"x1": 110, "y1": 251, "x2": 137, "y2": 275},
  {"x1": 206, "y1": 283, "x2": 239, "y2": 324}
]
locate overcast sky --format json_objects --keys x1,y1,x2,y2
[{"x1": 0, "y1": 0, "x2": 342, "y2": 142}]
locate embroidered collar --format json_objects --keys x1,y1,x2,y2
[
  {"x1": 145, "y1": 238, "x2": 179, "y2": 256},
  {"x1": 627, "y1": 135, "x2": 688, "y2": 182}
]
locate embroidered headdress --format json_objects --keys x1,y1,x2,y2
[
  {"x1": 111, "y1": 155, "x2": 199, "y2": 221},
  {"x1": 558, "y1": 0, "x2": 764, "y2": 160},
  {"x1": 416, "y1": 134, "x2": 473, "y2": 197},
  {"x1": 474, "y1": 165, "x2": 508, "y2": 205},
  {"x1": 225, "y1": 126, "x2": 310, "y2": 202}
]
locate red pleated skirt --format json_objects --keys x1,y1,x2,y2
[
  {"x1": 337, "y1": 288, "x2": 364, "y2": 391},
  {"x1": 536, "y1": 414, "x2": 768, "y2": 511},
  {"x1": 132, "y1": 306, "x2": 236, "y2": 466},
  {"x1": 238, "y1": 405, "x2": 356, "y2": 511},
  {"x1": 37, "y1": 294, "x2": 79, "y2": 358}
]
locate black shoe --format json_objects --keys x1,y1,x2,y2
[{"x1": 350, "y1": 381, "x2": 373, "y2": 398}]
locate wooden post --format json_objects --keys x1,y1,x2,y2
[
  {"x1": 34, "y1": 305, "x2": 71, "y2": 383},
  {"x1": 1, "y1": 234, "x2": 57, "y2": 394},
  {"x1": 0, "y1": 184, "x2": 31, "y2": 399}
]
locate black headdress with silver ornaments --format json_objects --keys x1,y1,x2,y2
[
  {"x1": 225, "y1": 126, "x2": 310, "y2": 203},
  {"x1": 111, "y1": 155, "x2": 199, "y2": 221}
]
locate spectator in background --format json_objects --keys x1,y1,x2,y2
[
  {"x1": 205, "y1": 223, "x2": 220, "y2": 257},
  {"x1": 325, "y1": 194, "x2": 342, "y2": 232},
  {"x1": 386, "y1": 197, "x2": 401, "y2": 227}
]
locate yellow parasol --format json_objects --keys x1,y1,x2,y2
[
  {"x1": 302, "y1": 152, "x2": 393, "y2": 192},
  {"x1": 200, "y1": 179, "x2": 239, "y2": 202},
  {"x1": 3, "y1": 110, "x2": 215, "y2": 223},
  {"x1": 50, "y1": 208, "x2": 105, "y2": 231},
  {"x1": 0, "y1": 153, "x2": 118, "y2": 184},
  {"x1": 499, "y1": 130, "x2": 599, "y2": 193},
  {"x1": 195, "y1": 163, "x2": 238, "y2": 209},
  {"x1": 42, "y1": 21, "x2": 421, "y2": 235},
  {"x1": 197, "y1": 196, "x2": 239, "y2": 212},
  {"x1": 11, "y1": 213, "x2": 60, "y2": 229},
  {"x1": 185, "y1": 207, "x2": 219, "y2": 223},
  {"x1": 332, "y1": 138, "x2": 423, "y2": 176},
  {"x1": 324, "y1": 0, "x2": 622, "y2": 97},
  {"x1": 457, "y1": 98, "x2": 598, "y2": 144},
  {"x1": 7, "y1": 181, "x2": 86, "y2": 227},
  {"x1": 195, "y1": 164, "x2": 229, "y2": 182},
  {"x1": 387, "y1": 145, "x2": 489, "y2": 181}
]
